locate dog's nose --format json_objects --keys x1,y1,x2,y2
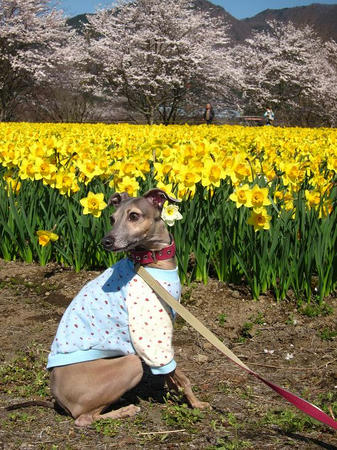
[{"x1": 102, "y1": 236, "x2": 115, "y2": 250}]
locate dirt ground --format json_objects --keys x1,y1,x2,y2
[{"x1": 1, "y1": 258, "x2": 337, "y2": 449}]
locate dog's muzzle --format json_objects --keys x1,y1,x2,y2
[{"x1": 101, "y1": 235, "x2": 115, "y2": 251}]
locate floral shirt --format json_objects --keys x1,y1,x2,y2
[{"x1": 47, "y1": 258, "x2": 181, "y2": 375}]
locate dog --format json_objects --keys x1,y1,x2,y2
[{"x1": 48, "y1": 188, "x2": 209, "y2": 427}]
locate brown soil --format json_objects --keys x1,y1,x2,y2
[{"x1": 1, "y1": 259, "x2": 337, "y2": 449}]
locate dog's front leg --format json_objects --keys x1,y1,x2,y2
[{"x1": 165, "y1": 368, "x2": 210, "y2": 409}]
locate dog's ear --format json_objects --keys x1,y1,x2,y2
[
  {"x1": 108, "y1": 192, "x2": 130, "y2": 208},
  {"x1": 143, "y1": 188, "x2": 180, "y2": 210}
]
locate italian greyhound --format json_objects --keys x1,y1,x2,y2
[{"x1": 48, "y1": 188, "x2": 209, "y2": 427}]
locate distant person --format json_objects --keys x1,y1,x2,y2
[
  {"x1": 203, "y1": 103, "x2": 215, "y2": 125},
  {"x1": 264, "y1": 107, "x2": 275, "y2": 125}
]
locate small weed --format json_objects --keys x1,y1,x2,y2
[
  {"x1": 250, "y1": 312, "x2": 265, "y2": 325},
  {"x1": 206, "y1": 437, "x2": 252, "y2": 449},
  {"x1": 0, "y1": 345, "x2": 49, "y2": 398},
  {"x1": 227, "y1": 412, "x2": 242, "y2": 430},
  {"x1": 238, "y1": 385, "x2": 254, "y2": 400},
  {"x1": 217, "y1": 313, "x2": 227, "y2": 326},
  {"x1": 181, "y1": 284, "x2": 196, "y2": 304},
  {"x1": 217, "y1": 381, "x2": 231, "y2": 395},
  {"x1": 162, "y1": 403, "x2": 203, "y2": 429},
  {"x1": 319, "y1": 327, "x2": 337, "y2": 341},
  {"x1": 2, "y1": 412, "x2": 37, "y2": 430},
  {"x1": 315, "y1": 391, "x2": 337, "y2": 418},
  {"x1": 262, "y1": 409, "x2": 316, "y2": 432},
  {"x1": 300, "y1": 302, "x2": 333, "y2": 317},
  {"x1": 285, "y1": 314, "x2": 297, "y2": 325},
  {"x1": 206, "y1": 413, "x2": 251, "y2": 449},
  {"x1": 0, "y1": 277, "x2": 59, "y2": 295},
  {"x1": 240, "y1": 322, "x2": 253, "y2": 338},
  {"x1": 162, "y1": 393, "x2": 204, "y2": 430},
  {"x1": 8, "y1": 412, "x2": 36, "y2": 423},
  {"x1": 93, "y1": 418, "x2": 122, "y2": 436}
]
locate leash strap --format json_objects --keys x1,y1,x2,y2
[{"x1": 136, "y1": 264, "x2": 337, "y2": 430}]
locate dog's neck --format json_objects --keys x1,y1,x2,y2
[
  {"x1": 129, "y1": 238, "x2": 176, "y2": 269},
  {"x1": 132, "y1": 221, "x2": 177, "y2": 270}
]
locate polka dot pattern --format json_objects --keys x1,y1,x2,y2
[
  {"x1": 126, "y1": 276, "x2": 177, "y2": 367},
  {"x1": 47, "y1": 258, "x2": 181, "y2": 373}
]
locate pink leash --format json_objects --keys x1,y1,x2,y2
[
  {"x1": 238, "y1": 361, "x2": 337, "y2": 430},
  {"x1": 136, "y1": 264, "x2": 337, "y2": 430}
]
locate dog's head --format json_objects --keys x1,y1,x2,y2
[{"x1": 101, "y1": 189, "x2": 179, "y2": 252}]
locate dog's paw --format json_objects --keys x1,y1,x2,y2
[
  {"x1": 74, "y1": 413, "x2": 94, "y2": 427},
  {"x1": 191, "y1": 401, "x2": 211, "y2": 410},
  {"x1": 116, "y1": 404, "x2": 141, "y2": 418}
]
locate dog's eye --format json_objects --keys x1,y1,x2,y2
[
  {"x1": 129, "y1": 212, "x2": 139, "y2": 222},
  {"x1": 110, "y1": 216, "x2": 115, "y2": 225}
]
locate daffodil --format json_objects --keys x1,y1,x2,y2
[
  {"x1": 155, "y1": 182, "x2": 178, "y2": 200},
  {"x1": 250, "y1": 185, "x2": 271, "y2": 208},
  {"x1": 229, "y1": 184, "x2": 251, "y2": 208},
  {"x1": 281, "y1": 162, "x2": 305, "y2": 187},
  {"x1": 76, "y1": 159, "x2": 103, "y2": 184},
  {"x1": 55, "y1": 170, "x2": 80, "y2": 196},
  {"x1": 305, "y1": 190, "x2": 320, "y2": 210},
  {"x1": 115, "y1": 177, "x2": 140, "y2": 197},
  {"x1": 154, "y1": 162, "x2": 174, "y2": 180},
  {"x1": 201, "y1": 159, "x2": 223, "y2": 188},
  {"x1": 34, "y1": 158, "x2": 57, "y2": 182},
  {"x1": 80, "y1": 192, "x2": 107, "y2": 218},
  {"x1": 161, "y1": 203, "x2": 183, "y2": 226},
  {"x1": 4, "y1": 174, "x2": 21, "y2": 195},
  {"x1": 247, "y1": 207, "x2": 271, "y2": 232},
  {"x1": 19, "y1": 159, "x2": 37, "y2": 181},
  {"x1": 36, "y1": 230, "x2": 59, "y2": 246},
  {"x1": 177, "y1": 169, "x2": 201, "y2": 196},
  {"x1": 232, "y1": 158, "x2": 252, "y2": 184}
]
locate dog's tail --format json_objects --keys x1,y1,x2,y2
[{"x1": 5, "y1": 400, "x2": 55, "y2": 411}]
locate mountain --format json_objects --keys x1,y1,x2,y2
[
  {"x1": 194, "y1": 1, "x2": 337, "y2": 42},
  {"x1": 67, "y1": 2, "x2": 337, "y2": 43},
  {"x1": 244, "y1": 3, "x2": 337, "y2": 42},
  {"x1": 66, "y1": 13, "x2": 90, "y2": 30},
  {"x1": 193, "y1": 0, "x2": 251, "y2": 42}
]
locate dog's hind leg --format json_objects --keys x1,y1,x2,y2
[
  {"x1": 75, "y1": 404, "x2": 141, "y2": 426},
  {"x1": 51, "y1": 354, "x2": 143, "y2": 427}
]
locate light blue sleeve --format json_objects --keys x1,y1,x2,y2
[{"x1": 150, "y1": 358, "x2": 176, "y2": 375}]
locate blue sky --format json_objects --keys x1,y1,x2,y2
[{"x1": 57, "y1": 0, "x2": 337, "y2": 18}]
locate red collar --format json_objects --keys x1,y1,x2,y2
[{"x1": 129, "y1": 240, "x2": 176, "y2": 265}]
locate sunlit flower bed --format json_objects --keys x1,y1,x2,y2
[{"x1": 1, "y1": 123, "x2": 337, "y2": 302}]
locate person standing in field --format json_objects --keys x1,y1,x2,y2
[
  {"x1": 264, "y1": 107, "x2": 275, "y2": 125},
  {"x1": 203, "y1": 103, "x2": 215, "y2": 125}
]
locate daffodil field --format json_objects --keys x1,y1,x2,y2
[{"x1": 1, "y1": 122, "x2": 337, "y2": 304}]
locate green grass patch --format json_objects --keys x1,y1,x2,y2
[
  {"x1": 93, "y1": 418, "x2": 122, "y2": 436},
  {"x1": 262, "y1": 408, "x2": 317, "y2": 433},
  {"x1": 0, "y1": 345, "x2": 49, "y2": 398},
  {"x1": 299, "y1": 301, "x2": 333, "y2": 317},
  {"x1": 318, "y1": 327, "x2": 337, "y2": 341},
  {"x1": 217, "y1": 313, "x2": 227, "y2": 326},
  {"x1": 161, "y1": 393, "x2": 204, "y2": 430}
]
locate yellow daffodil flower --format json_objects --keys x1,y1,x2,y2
[
  {"x1": 80, "y1": 192, "x2": 107, "y2": 218},
  {"x1": 229, "y1": 184, "x2": 252, "y2": 208},
  {"x1": 247, "y1": 207, "x2": 271, "y2": 232},
  {"x1": 250, "y1": 185, "x2": 271, "y2": 208},
  {"x1": 36, "y1": 230, "x2": 59, "y2": 246}
]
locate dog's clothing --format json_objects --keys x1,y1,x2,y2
[{"x1": 47, "y1": 258, "x2": 181, "y2": 375}]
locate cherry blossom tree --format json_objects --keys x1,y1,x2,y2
[
  {"x1": 232, "y1": 21, "x2": 337, "y2": 126},
  {"x1": 84, "y1": 0, "x2": 239, "y2": 124},
  {"x1": 30, "y1": 31, "x2": 97, "y2": 123},
  {"x1": 0, "y1": 0, "x2": 75, "y2": 121},
  {"x1": 319, "y1": 40, "x2": 337, "y2": 126}
]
